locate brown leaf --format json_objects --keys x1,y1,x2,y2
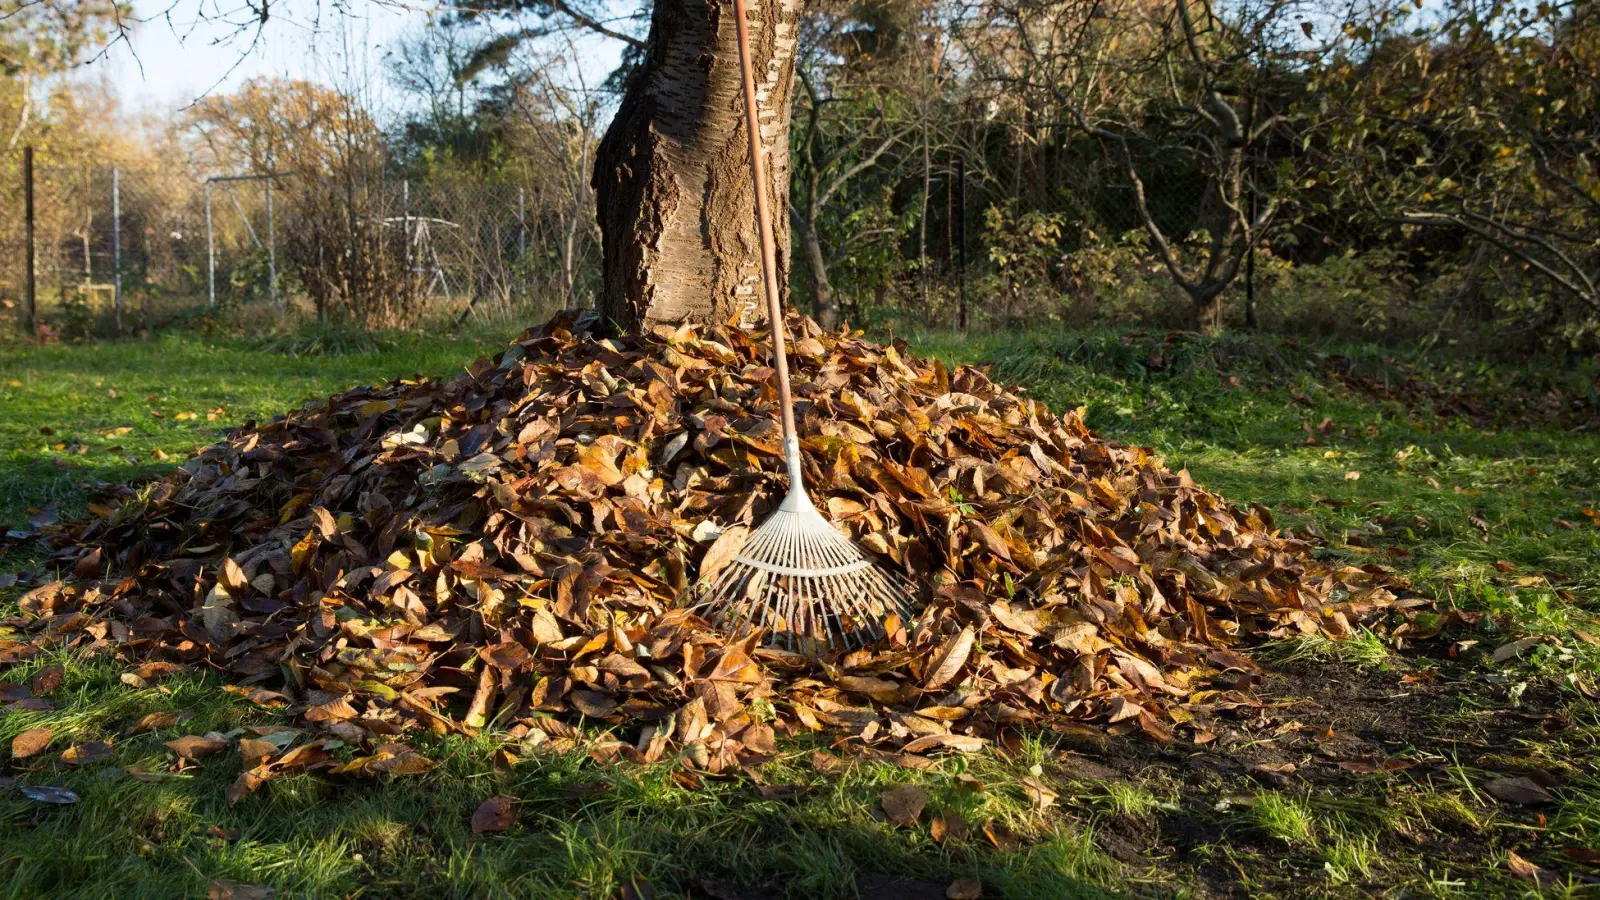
[
  {"x1": 923, "y1": 627, "x2": 975, "y2": 690},
  {"x1": 73, "y1": 547, "x2": 103, "y2": 580},
  {"x1": 697, "y1": 525, "x2": 749, "y2": 581},
  {"x1": 166, "y1": 735, "x2": 229, "y2": 759},
  {"x1": 900, "y1": 733, "x2": 986, "y2": 754},
  {"x1": 617, "y1": 877, "x2": 655, "y2": 900},
  {"x1": 471, "y1": 795, "x2": 517, "y2": 834},
  {"x1": 1505, "y1": 850, "x2": 1550, "y2": 884},
  {"x1": 838, "y1": 675, "x2": 903, "y2": 704},
  {"x1": 880, "y1": 785, "x2": 927, "y2": 826},
  {"x1": 128, "y1": 711, "x2": 184, "y2": 734},
  {"x1": 28, "y1": 666, "x2": 64, "y2": 697},
  {"x1": 11, "y1": 727, "x2": 53, "y2": 759},
  {"x1": 1485, "y1": 776, "x2": 1555, "y2": 805},
  {"x1": 810, "y1": 750, "x2": 841, "y2": 774},
  {"x1": 59, "y1": 741, "x2": 113, "y2": 766},
  {"x1": 982, "y1": 818, "x2": 1021, "y2": 851},
  {"x1": 220, "y1": 558, "x2": 251, "y2": 594},
  {"x1": 227, "y1": 768, "x2": 270, "y2": 805},
  {"x1": 1491, "y1": 636, "x2": 1544, "y2": 664},
  {"x1": 239, "y1": 739, "x2": 278, "y2": 769},
  {"x1": 1565, "y1": 847, "x2": 1600, "y2": 866},
  {"x1": 988, "y1": 600, "x2": 1039, "y2": 635},
  {"x1": 570, "y1": 690, "x2": 619, "y2": 718},
  {"x1": 1019, "y1": 776, "x2": 1058, "y2": 810},
  {"x1": 480, "y1": 642, "x2": 533, "y2": 672},
  {"x1": 931, "y1": 812, "x2": 972, "y2": 844}
]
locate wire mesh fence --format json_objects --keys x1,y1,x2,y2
[
  {"x1": 5, "y1": 155, "x2": 597, "y2": 337},
  {"x1": 7, "y1": 144, "x2": 1383, "y2": 338}
]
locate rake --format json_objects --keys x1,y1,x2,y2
[{"x1": 691, "y1": 0, "x2": 918, "y2": 651}]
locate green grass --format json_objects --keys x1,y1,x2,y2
[
  {"x1": 0, "y1": 331, "x2": 503, "y2": 528},
  {"x1": 4, "y1": 324, "x2": 1600, "y2": 897}
]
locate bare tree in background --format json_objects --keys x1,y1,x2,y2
[
  {"x1": 958, "y1": 0, "x2": 1305, "y2": 331},
  {"x1": 499, "y1": 36, "x2": 605, "y2": 308}
]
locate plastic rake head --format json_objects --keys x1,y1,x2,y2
[{"x1": 693, "y1": 488, "x2": 918, "y2": 652}]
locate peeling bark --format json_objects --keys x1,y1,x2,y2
[{"x1": 593, "y1": 0, "x2": 801, "y2": 332}]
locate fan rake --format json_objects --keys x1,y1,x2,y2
[{"x1": 690, "y1": 0, "x2": 919, "y2": 651}]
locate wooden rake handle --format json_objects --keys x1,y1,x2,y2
[{"x1": 731, "y1": 0, "x2": 805, "y2": 491}]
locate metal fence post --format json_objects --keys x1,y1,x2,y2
[
  {"x1": 112, "y1": 166, "x2": 123, "y2": 333},
  {"x1": 518, "y1": 185, "x2": 527, "y2": 300},
  {"x1": 265, "y1": 173, "x2": 279, "y2": 314},
  {"x1": 22, "y1": 145, "x2": 35, "y2": 335},
  {"x1": 956, "y1": 156, "x2": 967, "y2": 332},
  {"x1": 205, "y1": 178, "x2": 216, "y2": 308},
  {"x1": 395, "y1": 178, "x2": 403, "y2": 280}
]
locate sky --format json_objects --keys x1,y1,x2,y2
[{"x1": 72, "y1": 0, "x2": 625, "y2": 117}]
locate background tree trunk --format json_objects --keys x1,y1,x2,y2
[
  {"x1": 1192, "y1": 287, "x2": 1225, "y2": 333},
  {"x1": 798, "y1": 221, "x2": 837, "y2": 328},
  {"x1": 593, "y1": 0, "x2": 800, "y2": 332}
]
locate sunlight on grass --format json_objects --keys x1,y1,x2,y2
[
  {"x1": 1245, "y1": 794, "x2": 1319, "y2": 847},
  {"x1": 4, "y1": 327, "x2": 1600, "y2": 897},
  {"x1": 1260, "y1": 629, "x2": 1395, "y2": 671}
]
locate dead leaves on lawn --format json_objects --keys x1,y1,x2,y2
[
  {"x1": 10, "y1": 727, "x2": 52, "y2": 760},
  {"x1": 471, "y1": 795, "x2": 517, "y2": 834},
  {"x1": 4, "y1": 311, "x2": 1420, "y2": 796}
]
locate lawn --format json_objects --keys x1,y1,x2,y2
[{"x1": 3, "y1": 326, "x2": 1599, "y2": 898}]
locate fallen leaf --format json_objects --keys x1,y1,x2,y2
[
  {"x1": 810, "y1": 751, "x2": 841, "y2": 774},
  {"x1": 1019, "y1": 776, "x2": 1057, "y2": 810},
  {"x1": 11, "y1": 727, "x2": 52, "y2": 759},
  {"x1": 901, "y1": 733, "x2": 987, "y2": 754},
  {"x1": 239, "y1": 739, "x2": 278, "y2": 769},
  {"x1": 923, "y1": 627, "x2": 975, "y2": 690},
  {"x1": 471, "y1": 796, "x2": 517, "y2": 834},
  {"x1": 982, "y1": 818, "x2": 1021, "y2": 851},
  {"x1": 128, "y1": 711, "x2": 184, "y2": 734},
  {"x1": 59, "y1": 741, "x2": 113, "y2": 766},
  {"x1": 18, "y1": 784, "x2": 78, "y2": 805},
  {"x1": 880, "y1": 785, "x2": 927, "y2": 826},
  {"x1": 1485, "y1": 776, "x2": 1555, "y2": 806},
  {"x1": 1565, "y1": 847, "x2": 1600, "y2": 866},
  {"x1": 166, "y1": 735, "x2": 229, "y2": 760},
  {"x1": 1505, "y1": 850, "x2": 1553, "y2": 886},
  {"x1": 698, "y1": 525, "x2": 749, "y2": 581},
  {"x1": 1492, "y1": 637, "x2": 1544, "y2": 664},
  {"x1": 29, "y1": 666, "x2": 64, "y2": 696},
  {"x1": 931, "y1": 812, "x2": 971, "y2": 843}
]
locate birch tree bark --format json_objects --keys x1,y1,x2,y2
[{"x1": 593, "y1": 0, "x2": 802, "y2": 331}]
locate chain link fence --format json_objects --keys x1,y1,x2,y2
[{"x1": 6, "y1": 153, "x2": 598, "y2": 337}]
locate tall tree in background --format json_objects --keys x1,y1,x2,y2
[
  {"x1": 958, "y1": 0, "x2": 1312, "y2": 331},
  {"x1": 1316, "y1": 0, "x2": 1600, "y2": 339},
  {"x1": 789, "y1": 0, "x2": 922, "y2": 329}
]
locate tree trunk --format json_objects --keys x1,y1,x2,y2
[
  {"x1": 798, "y1": 220, "x2": 837, "y2": 329},
  {"x1": 593, "y1": 0, "x2": 800, "y2": 332},
  {"x1": 1192, "y1": 288, "x2": 1225, "y2": 333}
]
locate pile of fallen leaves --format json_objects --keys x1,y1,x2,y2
[{"x1": 3, "y1": 311, "x2": 1420, "y2": 800}]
